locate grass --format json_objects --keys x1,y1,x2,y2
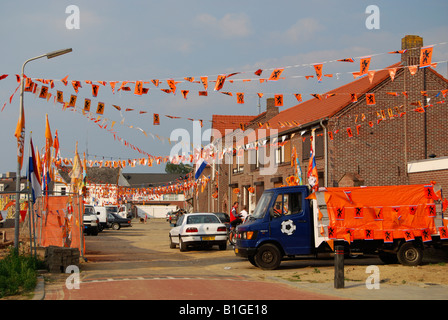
[{"x1": 0, "y1": 248, "x2": 45, "y2": 299}]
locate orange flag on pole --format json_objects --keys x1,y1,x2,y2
[{"x1": 14, "y1": 101, "x2": 25, "y2": 170}]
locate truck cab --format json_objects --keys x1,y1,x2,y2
[{"x1": 235, "y1": 185, "x2": 326, "y2": 269}]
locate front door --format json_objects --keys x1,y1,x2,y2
[{"x1": 269, "y1": 191, "x2": 311, "y2": 255}]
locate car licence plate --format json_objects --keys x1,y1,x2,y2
[{"x1": 202, "y1": 236, "x2": 215, "y2": 241}]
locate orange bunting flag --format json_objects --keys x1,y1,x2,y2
[
  {"x1": 112, "y1": 104, "x2": 121, "y2": 111},
  {"x1": 110, "y1": 81, "x2": 118, "y2": 94},
  {"x1": 39, "y1": 86, "x2": 49, "y2": 99},
  {"x1": 294, "y1": 94, "x2": 302, "y2": 102},
  {"x1": 184, "y1": 77, "x2": 195, "y2": 82},
  {"x1": 313, "y1": 64, "x2": 323, "y2": 82},
  {"x1": 167, "y1": 79, "x2": 177, "y2": 94},
  {"x1": 96, "y1": 102, "x2": 105, "y2": 115},
  {"x1": 359, "y1": 56, "x2": 371, "y2": 75},
  {"x1": 92, "y1": 84, "x2": 99, "y2": 97},
  {"x1": 254, "y1": 69, "x2": 263, "y2": 76},
  {"x1": 350, "y1": 93, "x2": 357, "y2": 103},
  {"x1": 151, "y1": 79, "x2": 159, "y2": 87},
  {"x1": 310, "y1": 94, "x2": 322, "y2": 100},
  {"x1": 198, "y1": 91, "x2": 208, "y2": 96},
  {"x1": 84, "y1": 99, "x2": 91, "y2": 112},
  {"x1": 275, "y1": 94, "x2": 283, "y2": 106},
  {"x1": 419, "y1": 46, "x2": 433, "y2": 68},
  {"x1": 56, "y1": 91, "x2": 64, "y2": 103},
  {"x1": 236, "y1": 93, "x2": 244, "y2": 104},
  {"x1": 347, "y1": 127, "x2": 353, "y2": 138},
  {"x1": 257, "y1": 93, "x2": 264, "y2": 98},
  {"x1": 368, "y1": 71, "x2": 375, "y2": 84},
  {"x1": 214, "y1": 74, "x2": 226, "y2": 91},
  {"x1": 134, "y1": 81, "x2": 143, "y2": 95},
  {"x1": 72, "y1": 81, "x2": 82, "y2": 93},
  {"x1": 69, "y1": 95, "x2": 77, "y2": 107},
  {"x1": 181, "y1": 90, "x2": 189, "y2": 99},
  {"x1": 268, "y1": 68, "x2": 284, "y2": 81},
  {"x1": 388, "y1": 68, "x2": 397, "y2": 81},
  {"x1": 338, "y1": 58, "x2": 355, "y2": 63},
  {"x1": 153, "y1": 113, "x2": 160, "y2": 125},
  {"x1": 408, "y1": 65, "x2": 418, "y2": 75},
  {"x1": 61, "y1": 75, "x2": 69, "y2": 86},
  {"x1": 200, "y1": 76, "x2": 208, "y2": 91},
  {"x1": 366, "y1": 93, "x2": 376, "y2": 105}
]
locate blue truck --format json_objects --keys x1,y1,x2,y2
[{"x1": 234, "y1": 184, "x2": 447, "y2": 270}]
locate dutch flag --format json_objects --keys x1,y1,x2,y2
[
  {"x1": 194, "y1": 158, "x2": 207, "y2": 180},
  {"x1": 27, "y1": 138, "x2": 42, "y2": 203}
]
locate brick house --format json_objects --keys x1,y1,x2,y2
[{"x1": 199, "y1": 35, "x2": 448, "y2": 214}]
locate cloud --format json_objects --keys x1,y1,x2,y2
[
  {"x1": 194, "y1": 12, "x2": 253, "y2": 39},
  {"x1": 270, "y1": 18, "x2": 325, "y2": 44}
]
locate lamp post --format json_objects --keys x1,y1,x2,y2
[{"x1": 14, "y1": 48, "x2": 72, "y2": 251}]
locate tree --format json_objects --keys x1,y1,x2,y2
[{"x1": 165, "y1": 162, "x2": 193, "y2": 175}]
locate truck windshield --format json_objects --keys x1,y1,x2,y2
[{"x1": 251, "y1": 192, "x2": 274, "y2": 219}]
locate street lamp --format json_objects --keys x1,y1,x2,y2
[{"x1": 14, "y1": 48, "x2": 73, "y2": 251}]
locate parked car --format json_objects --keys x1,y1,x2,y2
[
  {"x1": 83, "y1": 205, "x2": 99, "y2": 236},
  {"x1": 169, "y1": 213, "x2": 227, "y2": 251},
  {"x1": 107, "y1": 212, "x2": 132, "y2": 230},
  {"x1": 213, "y1": 212, "x2": 230, "y2": 232}
]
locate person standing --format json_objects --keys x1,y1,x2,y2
[
  {"x1": 230, "y1": 201, "x2": 241, "y2": 228},
  {"x1": 240, "y1": 205, "x2": 248, "y2": 222}
]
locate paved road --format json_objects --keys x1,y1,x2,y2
[
  {"x1": 43, "y1": 219, "x2": 343, "y2": 301},
  {"x1": 43, "y1": 218, "x2": 448, "y2": 304}
]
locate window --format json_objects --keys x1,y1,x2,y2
[
  {"x1": 232, "y1": 154, "x2": 243, "y2": 174},
  {"x1": 302, "y1": 130, "x2": 324, "y2": 161},
  {"x1": 0, "y1": 184, "x2": 4, "y2": 192},
  {"x1": 61, "y1": 187, "x2": 66, "y2": 196},
  {"x1": 187, "y1": 214, "x2": 220, "y2": 224},
  {"x1": 275, "y1": 139, "x2": 291, "y2": 165},
  {"x1": 272, "y1": 193, "x2": 302, "y2": 218}
]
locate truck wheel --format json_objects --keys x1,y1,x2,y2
[
  {"x1": 254, "y1": 243, "x2": 282, "y2": 270},
  {"x1": 91, "y1": 227, "x2": 99, "y2": 236},
  {"x1": 397, "y1": 242, "x2": 423, "y2": 266},
  {"x1": 248, "y1": 255, "x2": 258, "y2": 267}
]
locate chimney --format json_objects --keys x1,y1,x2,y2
[
  {"x1": 401, "y1": 35, "x2": 423, "y2": 66},
  {"x1": 265, "y1": 97, "x2": 279, "y2": 121}
]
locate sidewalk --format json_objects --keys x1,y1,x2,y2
[{"x1": 270, "y1": 277, "x2": 448, "y2": 300}]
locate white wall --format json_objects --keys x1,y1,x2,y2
[{"x1": 136, "y1": 205, "x2": 178, "y2": 218}]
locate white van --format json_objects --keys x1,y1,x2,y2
[
  {"x1": 94, "y1": 205, "x2": 118, "y2": 231},
  {"x1": 117, "y1": 205, "x2": 130, "y2": 219}
]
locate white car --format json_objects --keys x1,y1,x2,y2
[{"x1": 169, "y1": 213, "x2": 227, "y2": 251}]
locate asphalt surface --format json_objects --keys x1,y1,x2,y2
[{"x1": 37, "y1": 218, "x2": 448, "y2": 302}]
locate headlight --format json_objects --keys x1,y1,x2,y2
[{"x1": 241, "y1": 231, "x2": 257, "y2": 240}]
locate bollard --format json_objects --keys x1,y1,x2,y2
[{"x1": 334, "y1": 245, "x2": 345, "y2": 289}]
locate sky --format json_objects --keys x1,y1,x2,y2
[{"x1": 0, "y1": 0, "x2": 447, "y2": 176}]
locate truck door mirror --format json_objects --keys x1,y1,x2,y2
[{"x1": 97, "y1": 212, "x2": 100, "y2": 215}]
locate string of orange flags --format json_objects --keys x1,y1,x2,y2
[
  {"x1": 47, "y1": 93, "x2": 446, "y2": 170},
  {"x1": 13, "y1": 71, "x2": 448, "y2": 167},
  {"x1": 1, "y1": 41, "x2": 447, "y2": 112}
]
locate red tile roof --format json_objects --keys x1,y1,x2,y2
[
  {"x1": 268, "y1": 62, "x2": 403, "y2": 135},
  {"x1": 211, "y1": 114, "x2": 257, "y2": 139}
]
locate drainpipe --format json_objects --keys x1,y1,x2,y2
[{"x1": 320, "y1": 119, "x2": 328, "y2": 187}]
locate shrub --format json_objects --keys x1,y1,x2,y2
[{"x1": 0, "y1": 248, "x2": 44, "y2": 298}]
